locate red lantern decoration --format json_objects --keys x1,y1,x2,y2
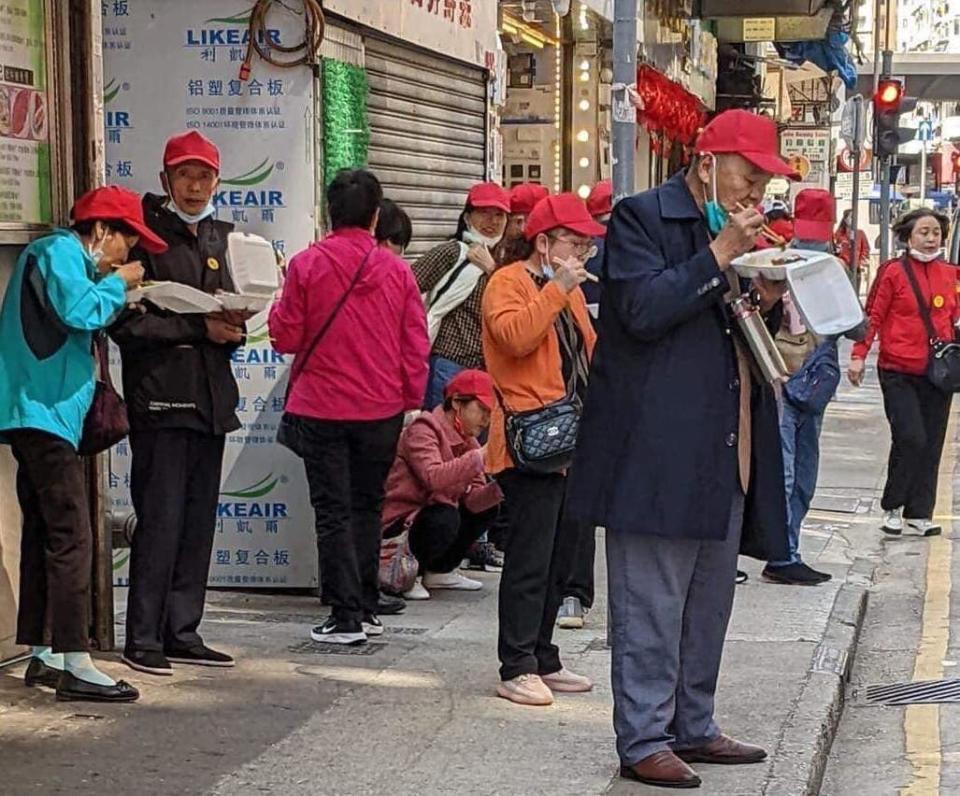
[{"x1": 636, "y1": 65, "x2": 705, "y2": 157}]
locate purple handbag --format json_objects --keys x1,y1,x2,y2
[{"x1": 78, "y1": 335, "x2": 130, "y2": 456}]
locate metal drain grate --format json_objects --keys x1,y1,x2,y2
[
  {"x1": 288, "y1": 641, "x2": 385, "y2": 656},
  {"x1": 207, "y1": 610, "x2": 317, "y2": 625},
  {"x1": 385, "y1": 627, "x2": 428, "y2": 636},
  {"x1": 864, "y1": 678, "x2": 960, "y2": 705}
]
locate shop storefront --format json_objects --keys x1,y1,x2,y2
[
  {"x1": 0, "y1": 0, "x2": 104, "y2": 663},
  {"x1": 636, "y1": 2, "x2": 716, "y2": 187},
  {"x1": 499, "y1": 0, "x2": 715, "y2": 197},
  {"x1": 322, "y1": 0, "x2": 500, "y2": 259},
  {"x1": 500, "y1": 2, "x2": 613, "y2": 196},
  {"x1": 99, "y1": 0, "x2": 499, "y2": 595}
]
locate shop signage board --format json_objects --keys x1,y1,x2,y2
[
  {"x1": 781, "y1": 126, "x2": 831, "y2": 195},
  {"x1": 742, "y1": 18, "x2": 776, "y2": 42},
  {"x1": 323, "y1": 0, "x2": 499, "y2": 69},
  {"x1": 0, "y1": 0, "x2": 51, "y2": 226},
  {"x1": 836, "y1": 171, "x2": 874, "y2": 201},
  {"x1": 102, "y1": 0, "x2": 318, "y2": 588}
]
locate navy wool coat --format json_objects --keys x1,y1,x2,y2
[{"x1": 566, "y1": 173, "x2": 788, "y2": 561}]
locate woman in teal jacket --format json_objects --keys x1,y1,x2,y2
[{"x1": 0, "y1": 185, "x2": 164, "y2": 703}]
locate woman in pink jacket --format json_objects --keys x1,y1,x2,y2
[
  {"x1": 382, "y1": 370, "x2": 504, "y2": 600},
  {"x1": 269, "y1": 170, "x2": 430, "y2": 646}
]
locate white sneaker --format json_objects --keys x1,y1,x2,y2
[
  {"x1": 422, "y1": 570, "x2": 482, "y2": 591},
  {"x1": 882, "y1": 509, "x2": 904, "y2": 535},
  {"x1": 906, "y1": 518, "x2": 943, "y2": 537},
  {"x1": 541, "y1": 667, "x2": 594, "y2": 693},
  {"x1": 402, "y1": 578, "x2": 431, "y2": 601},
  {"x1": 496, "y1": 673, "x2": 554, "y2": 706}
]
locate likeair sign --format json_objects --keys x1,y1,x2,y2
[
  {"x1": 186, "y1": 11, "x2": 281, "y2": 47},
  {"x1": 218, "y1": 473, "x2": 288, "y2": 519},
  {"x1": 214, "y1": 158, "x2": 284, "y2": 210}
]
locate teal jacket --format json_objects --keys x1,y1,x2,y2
[{"x1": 0, "y1": 230, "x2": 127, "y2": 449}]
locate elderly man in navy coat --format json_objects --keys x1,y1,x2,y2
[{"x1": 568, "y1": 110, "x2": 797, "y2": 789}]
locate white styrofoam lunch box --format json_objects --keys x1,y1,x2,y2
[
  {"x1": 226, "y1": 232, "x2": 279, "y2": 297},
  {"x1": 126, "y1": 233, "x2": 279, "y2": 314},
  {"x1": 125, "y1": 282, "x2": 222, "y2": 314},
  {"x1": 732, "y1": 249, "x2": 864, "y2": 336}
]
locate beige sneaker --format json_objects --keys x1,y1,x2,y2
[
  {"x1": 541, "y1": 667, "x2": 593, "y2": 693},
  {"x1": 496, "y1": 673, "x2": 554, "y2": 706}
]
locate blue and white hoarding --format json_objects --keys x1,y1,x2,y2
[{"x1": 103, "y1": 0, "x2": 319, "y2": 588}]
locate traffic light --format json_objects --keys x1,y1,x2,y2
[{"x1": 873, "y1": 77, "x2": 918, "y2": 158}]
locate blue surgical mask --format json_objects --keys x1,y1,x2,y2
[
  {"x1": 169, "y1": 198, "x2": 216, "y2": 225},
  {"x1": 703, "y1": 155, "x2": 729, "y2": 235},
  {"x1": 541, "y1": 242, "x2": 555, "y2": 280}
]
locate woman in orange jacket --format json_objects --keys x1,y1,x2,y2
[
  {"x1": 848, "y1": 209, "x2": 958, "y2": 536},
  {"x1": 482, "y1": 193, "x2": 600, "y2": 707}
]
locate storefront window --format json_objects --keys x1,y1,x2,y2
[{"x1": 0, "y1": 0, "x2": 59, "y2": 241}]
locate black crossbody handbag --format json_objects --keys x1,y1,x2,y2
[
  {"x1": 501, "y1": 297, "x2": 584, "y2": 474},
  {"x1": 275, "y1": 247, "x2": 374, "y2": 455},
  {"x1": 900, "y1": 255, "x2": 960, "y2": 394},
  {"x1": 503, "y1": 393, "x2": 582, "y2": 474}
]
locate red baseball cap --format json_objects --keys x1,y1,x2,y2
[
  {"x1": 71, "y1": 186, "x2": 168, "y2": 254},
  {"x1": 163, "y1": 130, "x2": 221, "y2": 172},
  {"x1": 695, "y1": 110, "x2": 799, "y2": 180},
  {"x1": 793, "y1": 189, "x2": 836, "y2": 242},
  {"x1": 509, "y1": 183, "x2": 549, "y2": 215},
  {"x1": 467, "y1": 182, "x2": 511, "y2": 213},
  {"x1": 524, "y1": 193, "x2": 607, "y2": 240},
  {"x1": 586, "y1": 180, "x2": 613, "y2": 217},
  {"x1": 444, "y1": 369, "x2": 496, "y2": 410}
]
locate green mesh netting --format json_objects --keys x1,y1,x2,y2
[{"x1": 322, "y1": 59, "x2": 369, "y2": 186}]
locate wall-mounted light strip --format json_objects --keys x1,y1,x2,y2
[{"x1": 554, "y1": 12, "x2": 562, "y2": 193}]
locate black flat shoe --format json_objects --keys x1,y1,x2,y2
[
  {"x1": 55, "y1": 671, "x2": 140, "y2": 703},
  {"x1": 24, "y1": 657, "x2": 62, "y2": 688},
  {"x1": 377, "y1": 593, "x2": 407, "y2": 615}
]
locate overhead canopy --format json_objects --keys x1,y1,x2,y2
[{"x1": 857, "y1": 54, "x2": 960, "y2": 102}]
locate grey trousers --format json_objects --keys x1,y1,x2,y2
[{"x1": 607, "y1": 491, "x2": 744, "y2": 765}]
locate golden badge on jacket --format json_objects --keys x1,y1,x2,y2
[
  {"x1": 933, "y1": 294, "x2": 945, "y2": 308},
  {"x1": 207, "y1": 257, "x2": 220, "y2": 271}
]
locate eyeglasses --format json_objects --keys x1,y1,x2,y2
[{"x1": 548, "y1": 234, "x2": 598, "y2": 260}]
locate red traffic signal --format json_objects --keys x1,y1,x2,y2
[{"x1": 875, "y1": 78, "x2": 904, "y2": 110}]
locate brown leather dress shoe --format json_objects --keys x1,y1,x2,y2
[
  {"x1": 620, "y1": 751, "x2": 702, "y2": 789},
  {"x1": 676, "y1": 734, "x2": 767, "y2": 765}
]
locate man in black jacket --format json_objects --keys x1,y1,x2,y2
[
  {"x1": 112, "y1": 131, "x2": 248, "y2": 675},
  {"x1": 568, "y1": 111, "x2": 796, "y2": 789}
]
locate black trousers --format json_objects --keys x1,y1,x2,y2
[
  {"x1": 126, "y1": 428, "x2": 225, "y2": 653},
  {"x1": 297, "y1": 414, "x2": 402, "y2": 624},
  {"x1": 561, "y1": 518, "x2": 596, "y2": 609},
  {"x1": 9, "y1": 430, "x2": 92, "y2": 653},
  {"x1": 408, "y1": 503, "x2": 497, "y2": 574},
  {"x1": 879, "y1": 369, "x2": 953, "y2": 518},
  {"x1": 497, "y1": 469, "x2": 578, "y2": 681}
]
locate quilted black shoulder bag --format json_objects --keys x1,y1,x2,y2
[
  {"x1": 501, "y1": 304, "x2": 584, "y2": 474},
  {"x1": 900, "y1": 255, "x2": 960, "y2": 393}
]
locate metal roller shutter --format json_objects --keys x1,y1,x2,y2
[{"x1": 364, "y1": 37, "x2": 488, "y2": 259}]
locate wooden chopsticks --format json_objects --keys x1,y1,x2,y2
[
  {"x1": 735, "y1": 202, "x2": 788, "y2": 248},
  {"x1": 552, "y1": 258, "x2": 600, "y2": 282}
]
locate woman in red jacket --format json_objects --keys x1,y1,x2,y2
[
  {"x1": 381, "y1": 370, "x2": 503, "y2": 601},
  {"x1": 848, "y1": 209, "x2": 958, "y2": 536}
]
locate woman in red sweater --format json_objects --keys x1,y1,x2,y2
[{"x1": 848, "y1": 209, "x2": 958, "y2": 536}]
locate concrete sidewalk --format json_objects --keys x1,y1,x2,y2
[{"x1": 0, "y1": 362, "x2": 895, "y2": 795}]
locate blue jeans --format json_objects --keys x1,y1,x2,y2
[
  {"x1": 770, "y1": 400, "x2": 823, "y2": 567},
  {"x1": 423, "y1": 355, "x2": 465, "y2": 410}
]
